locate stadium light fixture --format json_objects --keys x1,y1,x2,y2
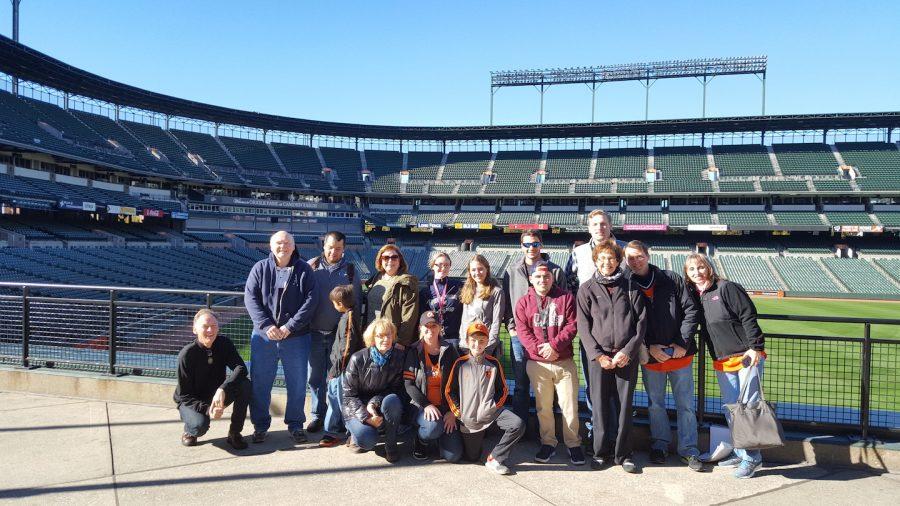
[{"x1": 490, "y1": 56, "x2": 768, "y2": 125}]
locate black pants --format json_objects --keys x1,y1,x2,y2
[
  {"x1": 178, "y1": 378, "x2": 252, "y2": 436},
  {"x1": 460, "y1": 409, "x2": 525, "y2": 464},
  {"x1": 588, "y1": 360, "x2": 637, "y2": 464}
]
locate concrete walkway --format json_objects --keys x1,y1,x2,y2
[{"x1": 0, "y1": 391, "x2": 897, "y2": 505}]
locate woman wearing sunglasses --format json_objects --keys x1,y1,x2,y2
[{"x1": 364, "y1": 244, "x2": 420, "y2": 348}]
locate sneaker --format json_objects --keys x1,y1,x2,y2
[
  {"x1": 318, "y1": 435, "x2": 343, "y2": 448},
  {"x1": 181, "y1": 433, "x2": 197, "y2": 447},
  {"x1": 291, "y1": 429, "x2": 308, "y2": 444},
  {"x1": 534, "y1": 444, "x2": 556, "y2": 463},
  {"x1": 227, "y1": 432, "x2": 248, "y2": 450},
  {"x1": 251, "y1": 431, "x2": 267, "y2": 444},
  {"x1": 734, "y1": 460, "x2": 761, "y2": 479},
  {"x1": 589, "y1": 456, "x2": 609, "y2": 470},
  {"x1": 649, "y1": 448, "x2": 666, "y2": 464},
  {"x1": 718, "y1": 454, "x2": 743, "y2": 468},
  {"x1": 485, "y1": 456, "x2": 510, "y2": 475},
  {"x1": 681, "y1": 455, "x2": 704, "y2": 472},
  {"x1": 385, "y1": 446, "x2": 401, "y2": 463},
  {"x1": 413, "y1": 436, "x2": 430, "y2": 460},
  {"x1": 568, "y1": 446, "x2": 586, "y2": 466},
  {"x1": 305, "y1": 418, "x2": 323, "y2": 433},
  {"x1": 621, "y1": 458, "x2": 638, "y2": 474}
]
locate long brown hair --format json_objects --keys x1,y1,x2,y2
[
  {"x1": 460, "y1": 254, "x2": 498, "y2": 304},
  {"x1": 373, "y1": 244, "x2": 408, "y2": 275}
]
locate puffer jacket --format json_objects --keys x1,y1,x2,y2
[
  {"x1": 576, "y1": 273, "x2": 647, "y2": 361},
  {"x1": 341, "y1": 346, "x2": 405, "y2": 423},
  {"x1": 365, "y1": 273, "x2": 420, "y2": 346}
]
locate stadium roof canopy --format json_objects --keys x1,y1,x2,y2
[{"x1": 2, "y1": 35, "x2": 900, "y2": 141}]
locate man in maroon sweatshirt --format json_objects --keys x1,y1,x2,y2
[{"x1": 514, "y1": 261, "x2": 584, "y2": 466}]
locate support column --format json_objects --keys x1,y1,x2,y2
[
  {"x1": 11, "y1": 0, "x2": 20, "y2": 95},
  {"x1": 760, "y1": 72, "x2": 767, "y2": 115},
  {"x1": 539, "y1": 83, "x2": 546, "y2": 125},
  {"x1": 490, "y1": 86, "x2": 498, "y2": 126},
  {"x1": 590, "y1": 82, "x2": 598, "y2": 123},
  {"x1": 642, "y1": 78, "x2": 656, "y2": 121}
]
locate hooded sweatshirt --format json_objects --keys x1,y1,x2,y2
[
  {"x1": 502, "y1": 252, "x2": 566, "y2": 333},
  {"x1": 514, "y1": 285, "x2": 577, "y2": 362}
]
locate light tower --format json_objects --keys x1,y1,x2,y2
[{"x1": 10, "y1": 0, "x2": 21, "y2": 94}]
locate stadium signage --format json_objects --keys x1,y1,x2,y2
[
  {"x1": 171, "y1": 211, "x2": 189, "y2": 220},
  {"x1": 143, "y1": 209, "x2": 165, "y2": 218},
  {"x1": 410, "y1": 227, "x2": 434, "y2": 233},
  {"x1": 209, "y1": 196, "x2": 323, "y2": 210},
  {"x1": 478, "y1": 223, "x2": 493, "y2": 230},
  {"x1": 417, "y1": 223, "x2": 444, "y2": 229},
  {"x1": 454, "y1": 223, "x2": 480, "y2": 230},
  {"x1": 834, "y1": 225, "x2": 884, "y2": 234},
  {"x1": 623, "y1": 224, "x2": 668, "y2": 232},
  {"x1": 4, "y1": 198, "x2": 53, "y2": 210},
  {"x1": 58, "y1": 200, "x2": 97, "y2": 212},
  {"x1": 688, "y1": 224, "x2": 728, "y2": 232},
  {"x1": 506, "y1": 223, "x2": 549, "y2": 231},
  {"x1": 107, "y1": 204, "x2": 136, "y2": 216}
]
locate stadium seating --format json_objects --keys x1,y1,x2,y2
[
  {"x1": 759, "y1": 179, "x2": 810, "y2": 192},
  {"x1": 595, "y1": 148, "x2": 647, "y2": 178},
  {"x1": 654, "y1": 178, "x2": 713, "y2": 194},
  {"x1": 406, "y1": 152, "x2": 443, "y2": 180},
  {"x1": 617, "y1": 181, "x2": 649, "y2": 193},
  {"x1": 717, "y1": 212, "x2": 770, "y2": 226},
  {"x1": 371, "y1": 174, "x2": 401, "y2": 193},
  {"x1": 770, "y1": 257, "x2": 843, "y2": 293},
  {"x1": 717, "y1": 255, "x2": 783, "y2": 291},
  {"x1": 456, "y1": 183, "x2": 482, "y2": 195},
  {"x1": 270, "y1": 143, "x2": 324, "y2": 177},
  {"x1": 873, "y1": 259, "x2": 900, "y2": 283},
  {"x1": 171, "y1": 130, "x2": 236, "y2": 168},
  {"x1": 825, "y1": 212, "x2": 874, "y2": 226},
  {"x1": 653, "y1": 146, "x2": 709, "y2": 181},
  {"x1": 319, "y1": 147, "x2": 365, "y2": 192},
  {"x1": 773, "y1": 212, "x2": 825, "y2": 226},
  {"x1": 773, "y1": 143, "x2": 839, "y2": 176},
  {"x1": 545, "y1": 150, "x2": 592, "y2": 179},
  {"x1": 442, "y1": 152, "x2": 491, "y2": 180},
  {"x1": 539, "y1": 212, "x2": 580, "y2": 226},
  {"x1": 121, "y1": 120, "x2": 216, "y2": 180},
  {"x1": 717, "y1": 180, "x2": 757, "y2": 193},
  {"x1": 364, "y1": 150, "x2": 403, "y2": 178},
  {"x1": 668, "y1": 212, "x2": 712, "y2": 226},
  {"x1": 711, "y1": 144, "x2": 775, "y2": 176},
  {"x1": 539, "y1": 181, "x2": 571, "y2": 194},
  {"x1": 496, "y1": 212, "x2": 537, "y2": 225},
  {"x1": 219, "y1": 136, "x2": 282, "y2": 173},
  {"x1": 624, "y1": 212, "x2": 664, "y2": 225},
  {"x1": 574, "y1": 182, "x2": 611, "y2": 194},
  {"x1": 821, "y1": 257, "x2": 900, "y2": 295},
  {"x1": 836, "y1": 142, "x2": 900, "y2": 191},
  {"x1": 455, "y1": 212, "x2": 495, "y2": 224},
  {"x1": 492, "y1": 151, "x2": 541, "y2": 182},
  {"x1": 428, "y1": 182, "x2": 456, "y2": 194},
  {"x1": 814, "y1": 179, "x2": 854, "y2": 192},
  {"x1": 876, "y1": 213, "x2": 900, "y2": 227}
]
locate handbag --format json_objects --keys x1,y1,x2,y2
[{"x1": 723, "y1": 366, "x2": 785, "y2": 450}]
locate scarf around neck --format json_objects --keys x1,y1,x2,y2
[
  {"x1": 370, "y1": 346, "x2": 392, "y2": 366},
  {"x1": 595, "y1": 268, "x2": 624, "y2": 286}
]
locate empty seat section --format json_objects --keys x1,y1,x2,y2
[
  {"x1": 364, "y1": 150, "x2": 403, "y2": 178},
  {"x1": 595, "y1": 148, "x2": 647, "y2": 178},
  {"x1": 319, "y1": 147, "x2": 365, "y2": 192},
  {"x1": 836, "y1": 142, "x2": 900, "y2": 191},
  {"x1": 772, "y1": 143, "x2": 839, "y2": 176},
  {"x1": 770, "y1": 257, "x2": 842, "y2": 293},
  {"x1": 442, "y1": 152, "x2": 491, "y2": 180},
  {"x1": 271, "y1": 143, "x2": 323, "y2": 177},
  {"x1": 171, "y1": 130, "x2": 236, "y2": 169},
  {"x1": 219, "y1": 136, "x2": 282, "y2": 173},
  {"x1": 545, "y1": 150, "x2": 591, "y2": 179},
  {"x1": 406, "y1": 152, "x2": 443, "y2": 180},
  {"x1": 711, "y1": 145, "x2": 775, "y2": 176},
  {"x1": 122, "y1": 120, "x2": 214, "y2": 180}
]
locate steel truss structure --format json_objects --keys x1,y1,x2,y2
[{"x1": 490, "y1": 56, "x2": 768, "y2": 125}]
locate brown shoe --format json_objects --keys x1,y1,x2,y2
[
  {"x1": 227, "y1": 432, "x2": 248, "y2": 450},
  {"x1": 181, "y1": 433, "x2": 197, "y2": 447},
  {"x1": 346, "y1": 436, "x2": 365, "y2": 453},
  {"x1": 319, "y1": 435, "x2": 344, "y2": 448}
]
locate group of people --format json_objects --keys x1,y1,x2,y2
[{"x1": 174, "y1": 210, "x2": 769, "y2": 479}]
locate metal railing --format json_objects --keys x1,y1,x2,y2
[{"x1": 1, "y1": 282, "x2": 898, "y2": 439}]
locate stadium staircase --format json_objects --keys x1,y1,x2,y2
[
  {"x1": 267, "y1": 143, "x2": 291, "y2": 175},
  {"x1": 763, "y1": 257, "x2": 789, "y2": 290},
  {"x1": 816, "y1": 258, "x2": 851, "y2": 293},
  {"x1": 869, "y1": 260, "x2": 900, "y2": 291},
  {"x1": 766, "y1": 145, "x2": 784, "y2": 177},
  {"x1": 213, "y1": 135, "x2": 244, "y2": 170}
]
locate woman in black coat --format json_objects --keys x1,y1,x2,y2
[
  {"x1": 576, "y1": 239, "x2": 647, "y2": 473},
  {"x1": 342, "y1": 317, "x2": 406, "y2": 463}
]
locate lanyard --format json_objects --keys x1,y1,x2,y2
[{"x1": 433, "y1": 279, "x2": 448, "y2": 323}]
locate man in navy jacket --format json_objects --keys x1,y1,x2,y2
[{"x1": 244, "y1": 230, "x2": 319, "y2": 444}]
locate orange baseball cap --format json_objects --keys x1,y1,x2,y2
[{"x1": 466, "y1": 321, "x2": 489, "y2": 338}]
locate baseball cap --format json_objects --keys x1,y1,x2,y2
[
  {"x1": 466, "y1": 321, "x2": 489, "y2": 338},
  {"x1": 419, "y1": 311, "x2": 439, "y2": 327}
]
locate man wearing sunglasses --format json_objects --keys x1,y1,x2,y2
[{"x1": 502, "y1": 230, "x2": 566, "y2": 428}]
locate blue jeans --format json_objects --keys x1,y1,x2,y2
[
  {"x1": 308, "y1": 329, "x2": 336, "y2": 421},
  {"x1": 345, "y1": 393, "x2": 403, "y2": 450},
  {"x1": 324, "y1": 375, "x2": 346, "y2": 436},
  {"x1": 509, "y1": 334, "x2": 531, "y2": 422},
  {"x1": 416, "y1": 408, "x2": 464, "y2": 462},
  {"x1": 642, "y1": 364, "x2": 699, "y2": 457},
  {"x1": 249, "y1": 331, "x2": 311, "y2": 433},
  {"x1": 579, "y1": 344, "x2": 593, "y2": 436},
  {"x1": 716, "y1": 358, "x2": 765, "y2": 464}
]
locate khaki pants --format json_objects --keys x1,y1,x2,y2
[{"x1": 526, "y1": 358, "x2": 582, "y2": 448}]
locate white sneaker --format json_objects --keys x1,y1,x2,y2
[{"x1": 485, "y1": 457, "x2": 510, "y2": 475}]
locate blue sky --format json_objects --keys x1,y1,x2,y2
[{"x1": 2, "y1": 0, "x2": 899, "y2": 127}]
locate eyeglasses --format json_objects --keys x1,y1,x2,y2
[
  {"x1": 382, "y1": 254, "x2": 400, "y2": 261},
  {"x1": 521, "y1": 241, "x2": 542, "y2": 248}
]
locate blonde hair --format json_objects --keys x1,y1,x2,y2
[
  {"x1": 429, "y1": 252, "x2": 451, "y2": 270},
  {"x1": 682, "y1": 253, "x2": 720, "y2": 287},
  {"x1": 362, "y1": 317, "x2": 397, "y2": 348},
  {"x1": 460, "y1": 254, "x2": 498, "y2": 304},
  {"x1": 587, "y1": 209, "x2": 611, "y2": 223}
]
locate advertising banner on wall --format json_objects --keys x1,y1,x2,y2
[
  {"x1": 507, "y1": 223, "x2": 549, "y2": 231},
  {"x1": 623, "y1": 224, "x2": 668, "y2": 232},
  {"x1": 143, "y1": 209, "x2": 165, "y2": 218},
  {"x1": 687, "y1": 224, "x2": 728, "y2": 232}
]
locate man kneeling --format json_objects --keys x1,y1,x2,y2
[
  {"x1": 446, "y1": 322, "x2": 525, "y2": 475},
  {"x1": 174, "y1": 309, "x2": 251, "y2": 449}
]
